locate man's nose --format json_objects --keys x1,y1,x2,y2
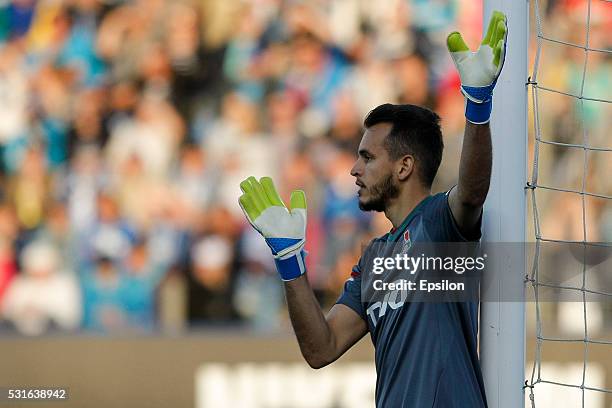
[{"x1": 350, "y1": 160, "x2": 361, "y2": 177}]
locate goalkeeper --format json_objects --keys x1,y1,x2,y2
[{"x1": 239, "y1": 12, "x2": 507, "y2": 408}]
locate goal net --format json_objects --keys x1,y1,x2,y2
[{"x1": 525, "y1": 0, "x2": 612, "y2": 407}]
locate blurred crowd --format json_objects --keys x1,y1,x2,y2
[{"x1": 0, "y1": 0, "x2": 608, "y2": 336}]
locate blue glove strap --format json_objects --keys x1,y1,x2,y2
[
  {"x1": 274, "y1": 249, "x2": 307, "y2": 281},
  {"x1": 461, "y1": 82, "x2": 496, "y2": 124},
  {"x1": 465, "y1": 98, "x2": 493, "y2": 124},
  {"x1": 266, "y1": 237, "x2": 302, "y2": 256}
]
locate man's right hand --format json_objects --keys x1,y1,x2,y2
[
  {"x1": 238, "y1": 176, "x2": 307, "y2": 281},
  {"x1": 240, "y1": 176, "x2": 367, "y2": 368}
]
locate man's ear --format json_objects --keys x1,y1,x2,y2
[{"x1": 397, "y1": 155, "x2": 414, "y2": 182}]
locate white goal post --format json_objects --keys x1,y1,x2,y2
[{"x1": 480, "y1": 1, "x2": 529, "y2": 408}]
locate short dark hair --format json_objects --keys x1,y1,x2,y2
[{"x1": 364, "y1": 103, "x2": 443, "y2": 187}]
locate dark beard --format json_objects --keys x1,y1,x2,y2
[{"x1": 358, "y1": 174, "x2": 400, "y2": 212}]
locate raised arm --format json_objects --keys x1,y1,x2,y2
[
  {"x1": 238, "y1": 176, "x2": 367, "y2": 368},
  {"x1": 446, "y1": 11, "x2": 507, "y2": 236},
  {"x1": 449, "y1": 122, "x2": 492, "y2": 236}
]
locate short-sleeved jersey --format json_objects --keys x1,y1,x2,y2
[{"x1": 337, "y1": 191, "x2": 487, "y2": 407}]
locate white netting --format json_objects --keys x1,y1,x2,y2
[{"x1": 526, "y1": 0, "x2": 611, "y2": 407}]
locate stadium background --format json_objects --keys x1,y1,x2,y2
[{"x1": 0, "y1": 0, "x2": 609, "y2": 407}]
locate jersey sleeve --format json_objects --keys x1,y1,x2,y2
[
  {"x1": 425, "y1": 190, "x2": 482, "y2": 242},
  {"x1": 335, "y1": 259, "x2": 366, "y2": 321}
]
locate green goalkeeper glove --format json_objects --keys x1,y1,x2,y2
[
  {"x1": 447, "y1": 10, "x2": 508, "y2": 124},
  {"x1": 239, "y1": 176, "x2": 307, "y2": 281}
]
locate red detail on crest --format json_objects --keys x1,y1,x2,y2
[{"x1": 403, "y1": 229, "x2": 411, "y2": 242}]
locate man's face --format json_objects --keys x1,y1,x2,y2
[{"x1": 350, "y1": 123, "x2": 400, "y2": 212}]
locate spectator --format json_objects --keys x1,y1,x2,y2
[
  {"x1": 0, "y1": 237, "x2": 16, "y2": 309},
  {"x1": 80, "y1": 192, "x2": 135, "y2": 264},
  {"x1": 8, "y1": 147, "x2": 50, "y2": 231},
  {"x1": 187, "y1": 206, "x2": 240, "y2": 323},
  {"x1": 120, "y1": 238, "x2": 168, "y2": 331},
  {"x1": 1, "y1": 240, "x2": 80, "y2": 335},
  {"x1": 80, "y1": 256, "x2": 127, "y2": 333}
]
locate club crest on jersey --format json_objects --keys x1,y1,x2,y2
[{"x1": 401, "y1": 229, "x2": 412, "y2": 254}]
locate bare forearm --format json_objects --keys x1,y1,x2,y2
[
  {"x1": 457, "y1": 121, "x2": 492, "y2": 206},
  {"x1": 284, "y1": 276, "x2": 335, "y2": 368}
]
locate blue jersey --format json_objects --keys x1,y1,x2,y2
[{"x1": 337, "y1": 191, "x2": 487, "y2": 407}]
